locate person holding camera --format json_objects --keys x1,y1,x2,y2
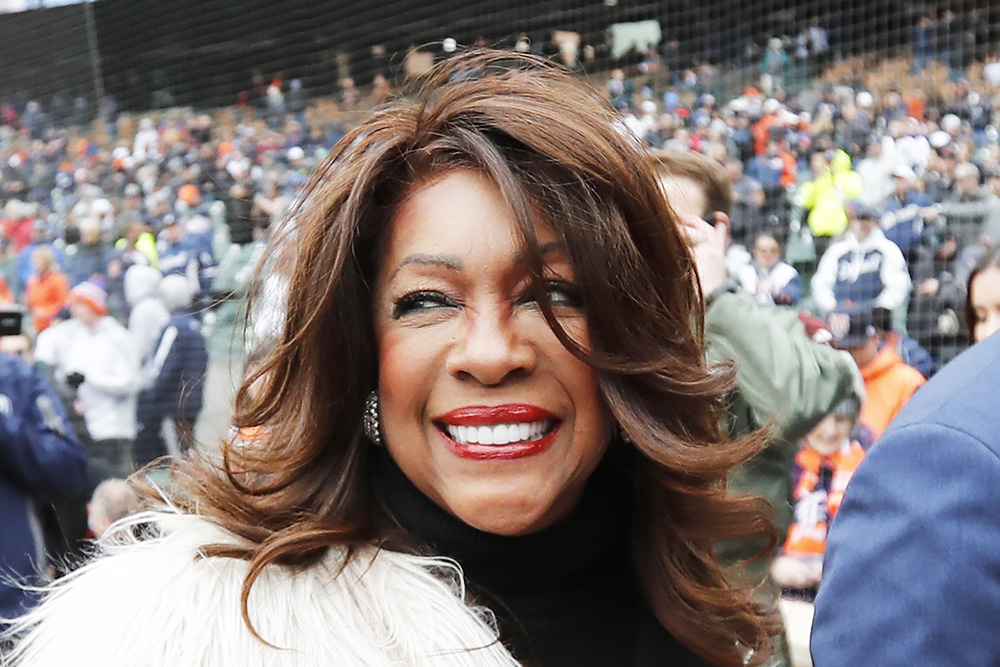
[
  {"x1": 57, "y1": 282, "x2": 140, "y2": 472},
  {"x1": 0, "y1": 309, "x2": 88, "y2": 628}
]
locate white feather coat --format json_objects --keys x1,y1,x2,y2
[{"x1": 3, "y1": 511, "x2": 521, "y2": 666}]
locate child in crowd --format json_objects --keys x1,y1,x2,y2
[{"x1": 771, "y1": 398, "x2": 866, "y2": 601}]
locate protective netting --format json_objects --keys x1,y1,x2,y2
[{"x1": 2, "y1": 2, "x2": 999, "y2": 661}]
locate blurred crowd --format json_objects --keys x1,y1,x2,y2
[
  {"x1": 614, "y1": 30, "x2": 1000, "y2": 367},
  {"x1": 0, "y1": 79, "x2": 353, "y2": 469}
]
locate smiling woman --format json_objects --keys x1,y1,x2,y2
[
  {"x1": 375, "y1": 169, "x2": 611, "y2": 538},
  {"x1": 5, "y1": 51, "x2": 778, "y2": 667}
]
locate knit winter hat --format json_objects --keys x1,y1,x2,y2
[{"x1": 69, "y1": 281, "x2": 108, "y2": 316}]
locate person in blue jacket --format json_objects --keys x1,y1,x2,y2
[
  {"x1": 0, "y1": 351, "x2": 88, "y2": 627},
  {"x1": 134, "y1": 275, "x2": 207, "y2": 465},
  {"x1": 879, "y1": 164, "x2": 941, "y2": 263},
  {"x1": 811, "y1": 330, "x2": 1000, "y2": 665}
]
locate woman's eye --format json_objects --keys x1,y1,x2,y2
[
  {"x1": 523, "y1": 281, "x2": 583, "y2": 309},
  {"x1": 392, "y1": 291, "x2": 457, "y2": 318}
]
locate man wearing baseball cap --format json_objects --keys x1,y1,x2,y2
[{"x1": 828, "y1": 304, "x2": 925, "y2": 440}]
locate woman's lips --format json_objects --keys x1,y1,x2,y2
[
  {"x1": 435, "y1": 404, "x2": 561, "y2": 460},
  {"x1": 437, "y1": 404, "x2": 556, "y2": 425}
]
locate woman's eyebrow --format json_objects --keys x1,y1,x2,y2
[
  {"x1": 390, "y1": 253, "x2": 464, "y2": 282},
  {"x1": 515, "y1": 241, "x2": 566, "y2": 265}
]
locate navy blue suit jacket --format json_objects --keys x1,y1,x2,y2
[{"x1": 812, "y1": 332, "x2": 1000, "y2": 665}]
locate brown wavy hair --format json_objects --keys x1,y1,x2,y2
[{"x1": 173, "y1": 50, "x2": 779, "y2": 666}]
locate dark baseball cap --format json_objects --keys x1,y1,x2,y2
[{"x1": 828, "y1": 304, "x2": 879, "y2": 348}]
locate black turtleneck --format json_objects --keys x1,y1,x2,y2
[{"x1": 375, "y1": 453, "x2": 705, "y2": 667}]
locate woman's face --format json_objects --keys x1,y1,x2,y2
[
  {"x1": 971, "y1": 266, "x2": 1000, "y2": 343},
  {"x1": 374, "y1": 169, "x2": 611, "y2": 536}
]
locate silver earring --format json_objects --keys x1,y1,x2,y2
[{"x1": 363, "y1": 391, "x2": 383, "y2": 446}]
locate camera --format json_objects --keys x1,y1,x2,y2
[{"x1": 0, "y1": 308, "x2": 24, "y2": 337}]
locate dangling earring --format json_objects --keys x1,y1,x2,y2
[{"x1": 363, "y1": 391, "x2": 383, "y2": 446}]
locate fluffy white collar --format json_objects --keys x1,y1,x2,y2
[{"x1": 5, "y1": 511, "x2": 520, "y2": 666}]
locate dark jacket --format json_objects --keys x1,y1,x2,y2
[
  {"x1": 0, "y1": 353, "x2": 88, "y2": 624},
  {"x1": 813, "y1": 331, "x2": 1000, "y2": 665},
  {"x1": 139, "y1": 311, "x2": 208, "y2": 423}
]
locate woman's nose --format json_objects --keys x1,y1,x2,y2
[{"x1": 446, "y1": 307, "x2": 537, "y2": 386}]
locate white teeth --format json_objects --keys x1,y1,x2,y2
[{"x1": 444, "y1": 421, "x2": 553, "y2": 446}]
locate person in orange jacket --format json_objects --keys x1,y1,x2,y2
[
  {"x1": 24, "y1": 246, "x2": 69, "y2": 333},
  {"x1": 828, "y1": 305, "x2": 926, "y2": 439}
]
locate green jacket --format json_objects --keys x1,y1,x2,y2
[{"x1": 706, "y1": 290, "x2": 854, "y2": 573}]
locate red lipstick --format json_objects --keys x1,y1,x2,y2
[
  {"x1": 435, "y1": 404, "x2": 561, "y2": 460},
  {"x1": 437, "y1": 404, "x2": 556, "y2": 425}
]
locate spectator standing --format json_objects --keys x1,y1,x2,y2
[
  {"x1": 0, "y1": 350, "x2": 88, "y2": 628},
  {"x1": 60, "y1": 282, "x2": 140, "y2": 472},
  {"x1": 938, "y1": 162, "x2": 1000, "y2": 249},
  {"x1": 135, "y1": 275, "x2": 207, "y2": 464},
  {"x1": 156, "y1": 216, "x2": 200, "y2": 301},
  {"x1": 285, "y1": 79, "x2": 308, "y2": 123},
  {"x1": 760, "y1": 38, "x2": 791, "y2": 94},
  {"x1": 24, "y1": 247, "x2": 69, "y2": 333},
  {"x1": 132, "y1": 118, "x2": 159, "y2": 164},
  {"x1": 811, "y1": 202, "x2": 911, "y2": 313},
  {"x1": 123, "y1": 265, "x2": 170, "y2": 386},
  {"x1": 828, "y1": 305, "x2": 926, "y2": 439},
  {"x1": 795, "y1": 150, "x2": 863, "y2": 260},
  {"x1": 911, "y1": 13, "x2": 934, "y2": 74},
  {"x1": 880, "y1": 164, "x2": 940, "y2": 262}
]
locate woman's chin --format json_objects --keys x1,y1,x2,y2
[
  {"x1": 459, "y1": 509, "x2": 551, "y2": 537},
  {"x1": 443, "y1": 486, "x2": 578, "y2": 536}
]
